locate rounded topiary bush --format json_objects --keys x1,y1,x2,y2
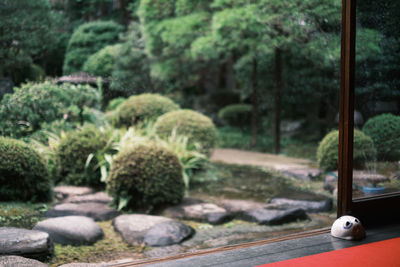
[
  {"x1": 362, "y1": 113, "x2": 400, "y2": 161},
  {"x1": 83, "y1": 44, "x2": 122, "y2": 77},
  {"x1": 57, "y1": 125, "x2": 108, "y2": 188},
  {"x1": 0, "y1": 82, "x2": 101, "y2": 138},
  {"x1": 317, "y1": 129, "x2": 376, "y2": 171},
  {"x1": 0, "y1": 137, "x2": 51, "y2": 202},
  {"x1": 114, "y1": 94, "x2": 179, "y2": 127},
  {"x1": 107, "y1": 142, "x2": 184, "y2": 211},
  {"x1": 218, "y1": 104, "x2": 252, "y2": 128},
  {"x1": 63, "y1": 21, "x2": 123, "y2": 75},
  {"x1": 154, "y1": 109, "x2": 217, "y2": 154}
]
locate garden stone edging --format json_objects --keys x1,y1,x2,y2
[
  {"x1": 163, "y1": 203, "x2": 232, "y2": 225},
  {"x1": 33, "y1": 216, "x2": 104, "y2": 246},
  {"x1": 113, "y1": 214, "x2": 193, "y2": 246},
  {"x1": 270, "y1": 198, "x2": 333, "y2": 213},
  {"x1": 0, "y1": 227, "x2": 53, "y2": 259},
  {"x1": 219, "y1": 199, "x2": 269, "y2": 215},
  {"x1": 46, "y1": 203, "x2": 119, "y2": 221},
  {"x1": 0, "y1": 255, "x2": 48, "y2": 267},
  {"x1": 241, "y1": 207, "x2": 309, "y2": 225}
]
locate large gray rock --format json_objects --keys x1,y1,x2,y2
[
  {"x1": 113, "y1": 214, "x2": 171, "y2": 246},
  {"x1": 46, "y1": 203, "x2": 119, "y2": 221},
  {"x1": 219, "y1": 199, "x2": 269, "y2": 215},
  {"x1": 33, "y1": 216, "x2": 104, "y2": 246},
  {"x1": 164, "y1": 203, "x2": 231, "y2": 225},
  {"x1": 241, "y1": 208, "x2": 308, "y2": 225},
  {"x1": 270, "y1": 198, "x2": 333, "y2": 213},
  {"x1": 144, "y1": 221, "x2": 194, "y2": 246},
  {"x1": 64, "y1": 192, "x2": 112, "y2": 205},
  {"x1": 53, "y1": 186, "x2": 94, "y2": 201},
  {"x1": 0, "y1": 227, "x2": 53, "y2": 259},
  {"x1": 0, "y1": 256, "x2": 48, "y2": 267}
]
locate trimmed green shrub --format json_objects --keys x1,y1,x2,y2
[
  {"x1": 56, "y1": 124, "x2": 108, "y2": 188},
  {"x1": 0, "y1": 82, "x2": 101, "y2": 138},
  {"x1": 106, "y1": 97, "x2": 126, "y2": 111},
  {"x1": 362, "y1": 113, "x2": 400, "y2": 160},
  {"x1": 209, "y1": 90, "x2": 241, "y2": 110},
  {"x1": 155, "y1": 109, "x2": 217, "y2": 154},
  {"x1": 218, "y1": 104, "x2": 252, "y2": 128},
  {"x1": 63, "y1": 21, "x2": 123, "y2": 75},
  {"x1": 0, "y1": 137, "x2": 51, "y2": 202},
  {"x1": 83, "y1": 44, "x2": 122, "y2": 77},
  {"x1": 107, "y1": 142, "x2": 184, "y2": 211},
  {"x1": 114, "y1": 94, "x2": 179, "y2": 127},
  {"x1": 317, "y1": 129, "x2": 376, "y2": 171}
]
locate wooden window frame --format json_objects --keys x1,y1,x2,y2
[{"x1": 338, "y1": 0, "x2": 400, "y2": 225}]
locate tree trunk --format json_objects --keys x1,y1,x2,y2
[
  {"x1": 251, "y1": 57, "x2": 258, "y2": 147},
  {"x1": 274, "y1": 48, "x2": 282, "y2": 154}
]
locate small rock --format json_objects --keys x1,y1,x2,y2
[
  {"x1": 144, "y1": 221, "x2": 194, "y2": 246},
  {"x1": 64, "y1": 192, "x2": 112, "y2": 204},
  {"x1": 53, "y1": 186, "x2": 94, "y2": 201},
  {"x1": 270, "y1": 198, "x2": 333, "y2": 213},
  {"x1": 46, "y1": 203, "x2": 119, "y2": 221},
  {"x1": 164, "y1": 203, "x2": 231, "y2": 225},
  {"x1": 113, "y1": 214, "x2": 171, "y2": 245},
  {"x1": 0, "y1": 227, "x2": 53, "y2": 259},
  {"x1": 33, "y1": 216, "x2": 104, "y2": 246},
  {"x1": 324, "y1": 174, "x2": 337, "y2": 192},
  {"x1": 0, "y1": 255, "x2": 48, "y2": 267},
  {"x1": 242, "y1": 208, "x2": 308, "y2": 225}
]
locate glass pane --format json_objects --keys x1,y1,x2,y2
[{"x1": 353, "y1": 1, "x2": 400, "y2": 199}]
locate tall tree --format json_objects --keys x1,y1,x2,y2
[{"x1": 0, "y1": 0, "x2": 58, "y2": 81}]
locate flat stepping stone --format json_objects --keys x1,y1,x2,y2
[
  {"x1": 113, "y1": 214, "x2": 193, "y2": 246},
  {"x1": 0, "y1": 227, "x2": 53, "y2": 259},
  {"x1": 163, "y1": 203, "x2": 231, "y2": 225},
  {"x1": 33, "y1": 216, "x2": 104, "y2": 246},
  {"x1": 46, "y1": 203, "x2": 119, "y2": 221},
  {"x1": 219, "y1": 199, "x2": 269, "y2": 214},
  {"x1": 144, "y1": 221, "x2": 194, "y2": 246},
  {"x1": 54, "y1": 186, "x2": 94, "y2": 201},
  {"x1": 270, "y1": 198, "x2": 333, "y2": 213},
  {"x1": 241, "y1": 207, "x2": 309, "y2": 225},
  {"x1": 64, "y1": 192, "x2": 112, "y2": 204},
  {"x1": 0, "y1": 256, "x2": 48, "y2": 267}
]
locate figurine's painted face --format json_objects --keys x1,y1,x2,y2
[{"x1": 331, "y1": 215, "x2": 366, "y2": 240}]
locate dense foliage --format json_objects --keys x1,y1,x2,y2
[
  {"x1": 110, "y1": 23, "x2": 155, "y2": 98},
  {"x1": 83, "y1": 44, "x2": 122, "y2": 77},
  {"x1": 63, "y1": 21, "x2": 123, "y2": 74},
  {"x1": 362, "y1": 114, "x2": 400, "y2": 161},
  {"x1": 107, "y1": 142, "x2": 184, "y2": 211},
  {"x1": 317, "y1": 129, "x2": 376, "y2": 171},
  {"x1": 218, "y1": 104, "x2": 252, "y2": 128},
  {"x1": 0, "y1": 137, "x2": 51, "y2": 202},
  {"x1": 0, "y1": 0, "x2": 58, "y2": 83},
  {"x1": 114, "y1": 93, "x2": 179, "y2": 127},
  {"x1": 0, "y1": 82, "x2": 101, "y2": 138},
  {"x1": 155, "y1": 109, "x2": 217, "y2": 154},
  {"x1": 56, "y1": 125, "x2": 108, "y2": 188}
]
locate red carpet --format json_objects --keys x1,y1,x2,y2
[{"x1": 256, "y1": 237, "x2": 400, "y2": 267}]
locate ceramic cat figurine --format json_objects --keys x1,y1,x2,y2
[{"x1": 331, "y1": 215, "x2": 366, "y2": 240}]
